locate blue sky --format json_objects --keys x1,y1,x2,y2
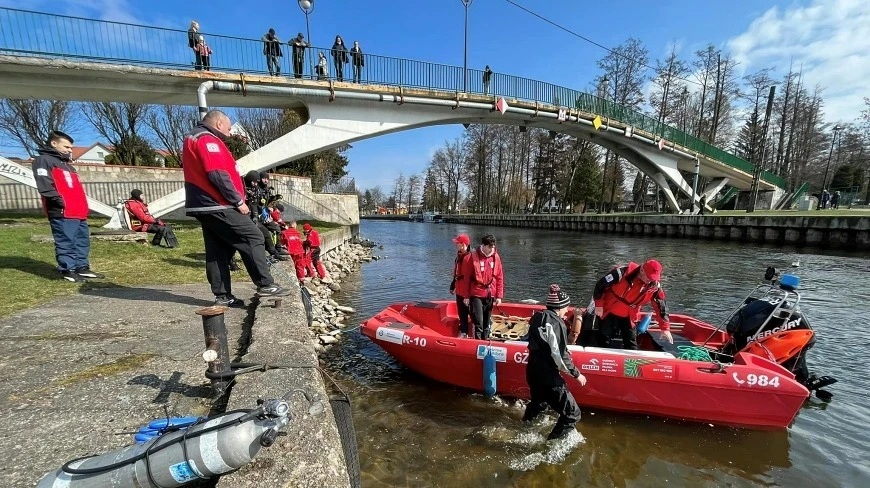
[{"x1": 3, "y1": 0, "x2": 867, "y2": 190}]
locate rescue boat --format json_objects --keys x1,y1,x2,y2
[{"x1": 361, "y1": 270, "x2": 836, "y2": 429}]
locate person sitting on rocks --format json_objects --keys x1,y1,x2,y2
[{"x1": 124, "y1": 189, "x2": 178, "y2": 248}]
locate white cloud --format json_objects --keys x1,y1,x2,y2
[{"x1": 727, "y1": 0, "x2": 870, "y2": 123}]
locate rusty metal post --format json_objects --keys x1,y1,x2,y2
[{"x1": 197, "y1": 305, "x2": 231, "y2": 398}]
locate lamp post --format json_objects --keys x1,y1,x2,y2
[
  {"x1": 597, "y1": 76, "x2": 610, "y2": 213},
  {"x1": 298, "y1": 0, "x2": 314, "y2": 79},
  {"x1": 822, "y1": 124, "x2": 843, "y2": 193},
  {"x1": 461, "y1": 0, "x2": 473, "y2": 92}
]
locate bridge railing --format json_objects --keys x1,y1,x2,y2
[{"x1": 0, "y1": 7, "x2": 785, "y2": 188}]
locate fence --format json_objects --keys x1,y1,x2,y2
[{"x1": 0, "y1": 7, "x2": 784, "y2": 188}]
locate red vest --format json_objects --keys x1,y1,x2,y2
[
  {"x1": 599, "y1": 262, "x2": 660, "y2": 322},
  {"x1": 50, "y1": 167, "x2": 88, "y2": 219}
]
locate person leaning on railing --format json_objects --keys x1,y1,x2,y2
[{"x1": 289, "y1": 33, "x2": 308, "y2": 79}]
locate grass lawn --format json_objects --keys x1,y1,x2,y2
[{"x1": 0, "y1": 214, "x2": 340, "y2": 318}]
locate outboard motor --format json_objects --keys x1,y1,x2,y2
[{"x1": 722, "y1": 270, "x2": 836, "y2": 399}]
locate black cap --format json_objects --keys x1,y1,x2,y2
[
  {"x1": 244, "y1": 170, "x2": 260, "y2": 185},
  {"x1": 130, "y1": 189, "x2": 143, "y2": 201}
]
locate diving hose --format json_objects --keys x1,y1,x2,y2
[{"x1": 37, "y1": 391, "x2": 318, "y2": 488}]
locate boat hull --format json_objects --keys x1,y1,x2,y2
[{"x1": 362, "y1": 301, "x2": 810, "y2": 429}]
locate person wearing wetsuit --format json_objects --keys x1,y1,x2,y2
[{"x1": 523, "y1": 284, "x2": 587, "y2": 440}]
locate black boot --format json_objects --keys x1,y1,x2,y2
[
  {"x1": 151, "y1": 226, "x2": 166, "y2": 246},
  {"x1": 163, "y1": 227, "x2": 179, "y2": 248}
]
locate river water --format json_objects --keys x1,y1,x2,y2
[{"x1": 323, "y1": 220, "x2": 870, "y2": 488}]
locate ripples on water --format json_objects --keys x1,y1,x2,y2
[{"x1": 324, "y1": 220, "x2": 870, "y2": 487}]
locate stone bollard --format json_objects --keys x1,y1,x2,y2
[{"x1": 197, "y1": 305, "x2": 232, "y2": 398}]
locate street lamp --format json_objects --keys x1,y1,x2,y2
[
  {"x1": 298, "y1": 0, "x2": 314, "y2": 45},
  {"x1": 822, "y1": 124, "x2": 843, "y2": 192},
  {"x1": 461, "y1": 0, "x2": 473, "y2": 93}
]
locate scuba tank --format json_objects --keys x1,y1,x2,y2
[
  {"x1": 37, "y1": 399, "x2": 293, "y2": 488},
  {"x1": 482, "y1": 344, "x2": 497, "y2": 397}
]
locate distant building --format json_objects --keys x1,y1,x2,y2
[{"x1": 71, "y1": 142, "x2": 113, "y2": 164}]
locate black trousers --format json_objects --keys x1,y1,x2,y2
[
  {"x1": 195, "y1": 211, "x2": 274, "y2": 297},
  {"x1": 334, "y1": 61, "x2": 344, "y2": 81},
  {"x1": 256, "y1": 221, "x2": 278, "y2": 255},
  {"x1": 470, "y1": 296, "x2": 493, "y2": 340},
  {"x1": 455, "y1": 294, "x2": 470, "y2": 335},
  {"x1": 144, "y1": 223, "x2": 177, "y2": 248},
  {"x1": 523, "y1": 371, "x2": 581, "y2": 438},
  {"x1": 293, "y1": 57, "x2": 304, "y2": 78},
  {"x1": 597, "y1": 314, "x2": 638, "y2": 350}
]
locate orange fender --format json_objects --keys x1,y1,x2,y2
[{"x1": 741, "y1": 330, "x2": 814, "y2": 364}]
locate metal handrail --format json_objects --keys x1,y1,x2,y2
[{"x1": 0, "y1": 7, "x2": 785, "y2": 188}]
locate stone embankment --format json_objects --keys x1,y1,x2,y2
[
  {"x1": 304, "y1": 238, "x2": 380, "y2": 350},
  {"x1": 442, "y1": 213, "x2": 870, "y2": 251}
]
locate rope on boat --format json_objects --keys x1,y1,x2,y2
[{"x1": 676, "y1": 345, "x2": 714, "y2": 362}]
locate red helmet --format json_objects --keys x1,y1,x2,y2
[{"x1": 302, "y1": 223, "x2": 312, "y2": 232}]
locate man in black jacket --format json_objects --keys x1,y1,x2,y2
[
  {"x1": 262, "y1": 28, "x2": 282, "y2": 76},
  {"x1": 523, "y1": 284, "x2": 587, "y2": 440},
  {"x1": 33, "y1": 130, "x2": 105, "y2": 282}
]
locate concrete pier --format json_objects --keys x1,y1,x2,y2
[{"x1": 430, "y1": 214, "x2": 870, "y2": 251}]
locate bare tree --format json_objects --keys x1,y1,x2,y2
[
  {"x1": 146, "y1": 105, "x2": 198, "y2": 166},
  {"x1": 83, "y1": 102, "x2": 155, "y2": 165},
  {"x1": 234, "y1": 108, "x2": 302, "y2": 150},
  {"x1": 407, "y1": 173, "x2": 422, "y2": 211},
  {"x1": 0, "y1": 99, "x2": 79, "y2": 157},
  {"x1": 392, "y1": 173, "x2": 407, "y2": 211}
]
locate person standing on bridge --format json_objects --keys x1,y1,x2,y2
[
  {"x1": 350, "y1": 41, "x2": 365, "y2": 83},
  {"x1": 182, "y1": 110, "x2": 290, "y2": 307},
  {"x1": 483, "y1": 65, "x2": 493, "y2": 95},
  {"x1": 194, "y1": 35, "x2": 212, "y2": 71},
  {"x1": 522, "y1": 284, "x2": 586, "y2": 440},
  {"x1": 316, "y1": 52, "x2": 329, "y2": 80},
  {"x1": 33, "y1": 130, "x2": 106, "y2": 283},
  {"x1": 591, "y1": 259, "x2": 673, "y2": 349},
  {"x1": 187, "y1": 21, "x2": 200, "y2": 67},
  {"x1": 331, "y1": 35, "x2": 349, "y2": 82},
  {"x1": 459, "y1": 234, "x2": 504, "y2": 340},
  {"x1": 262, "y1": 28, "x2": 283, "y2": 76},
  {"x1": 290, "y1": 33, "x2": 308, "y2": 79}
]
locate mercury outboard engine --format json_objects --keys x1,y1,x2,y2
[{"x1": 722, "y1": 268, "x2": 836, "y2": 399}]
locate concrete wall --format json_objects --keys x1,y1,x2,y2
[
  {"x1": 442, "y1": 213, "x2": 870, "y2": 251},
  {"x1": 0, "y1": 162, "x2": 358, "y2": 224}
]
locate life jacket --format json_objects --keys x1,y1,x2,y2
[
  {"x1": 453, "y1": 250, "x2": 469, "y2": 280},
  {"x1": 601, "y1": 262, "x2": 661, "y2": 322},
  {"x1": 471, "y1": 249, "x2": 501, "y2": 294},
  {"x1": 51, "y1": 167, "x2": 89, "y2": 219}
]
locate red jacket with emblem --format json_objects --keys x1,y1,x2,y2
[
  {"x1": 270, "y1": 208, "x2": 286, "y2": 227},
  {"x1": 458, "y1": 247, "x2": 504, "y2": 299},
  {"x1": 181, "y1": 124, "x2": 245, "y2": 214},
  {"x1": 124, "y1": 199, "x2": 161, "y2": 231},
  {"x1": 32, "y1": 147, "x2": 89, "y2": 220},
  {"x1": 592, "y1": 262, "x2": 670, "y2": 331},
  {"x1": 280, "y1": 227, "x2": 305, "y2": 255}
]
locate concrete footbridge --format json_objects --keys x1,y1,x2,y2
[{"x1": 0, "y1": 7, "x2": 787, "y2": 220}]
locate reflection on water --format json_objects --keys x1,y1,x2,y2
[{"x1": 324, "y1": 220, "x2": 870, "y2": 488}]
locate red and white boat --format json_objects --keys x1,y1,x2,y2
[{"x1": 361, "y1": 272, "x2": 836, "y2": 429}]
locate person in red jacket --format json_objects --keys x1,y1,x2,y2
[
  {"x1": 302, "y1": 223, "x2": 329, "y2": 280},
  {"x1": 459, "y1": 234, "x2": 504, "y2": 340},
  {"x1": 591, "y1": 259, "x2": 673, "y2": 350},
  {"x1": 449, "y1": 234, "x2": 472, "y2": 338},
  {"x1": 124, "y1": 189, "x2": 178, "y2": 248},
  {"x1": 182, "y1": 110, "x2": 289, "y2": 307},
  {"x1": 280, "y1": 221, "x2": 306, "y2": 283},
  {"x1": 33, "y1": 130, "x2": 105, "y2": 283}
]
